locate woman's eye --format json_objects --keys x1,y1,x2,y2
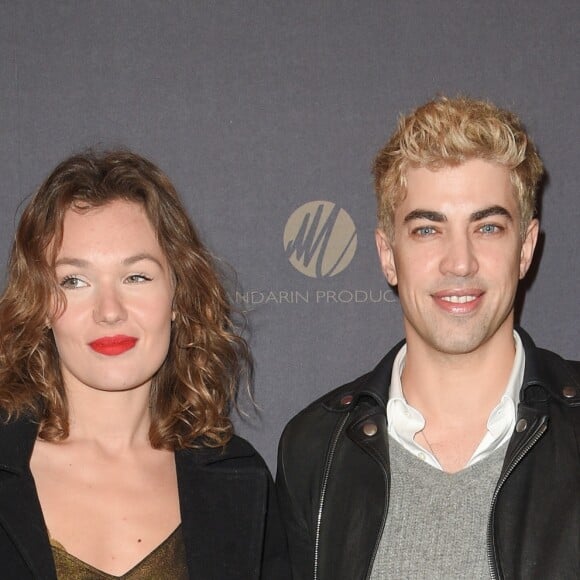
[
  {"x1": 125, "y1": 274, "x2": 152, "y2": 284},
  {"x1": 60, "y1": 276, "x2": 87, "y2": 289}
]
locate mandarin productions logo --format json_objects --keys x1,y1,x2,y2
[{"x1": 283, "y1": 201, "x2": 357, "y2": 278}]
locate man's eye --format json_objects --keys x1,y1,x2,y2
[
  {"x1": 414, "y1": 226, "x2": 436, "y2": 237},
  {"x1": 479, "y1": 224, "x2": 501, "y2": 234},
  {"x1": 60, "y1": 276, "x2": 87, "y2": 289},
  {"x1": 125, "y1": 274, "x2": 152, "y2": 284}
]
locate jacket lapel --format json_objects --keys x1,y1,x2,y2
[
  {"x1": 317, "y1": 348, "x2": 396, "y2": 579},
  {"x1": 0, "y1": 417, "x2": 57, "y2": 580},
  {"x1": 176, "y1": 438, "x2": 268, "y2": 580}
]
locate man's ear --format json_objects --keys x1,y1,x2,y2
[
  {"x1": 375, "y1": 228, "x2": 398, "y2": 286},
  {"x1": 519, "y1": 219, "x2": 539, "y2": 279}
]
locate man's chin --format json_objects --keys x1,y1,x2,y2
[{"x1": 427, "y1": 328, "x2": 491, "y2": 356}]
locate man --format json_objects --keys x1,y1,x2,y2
[{"x1": 276, "y1": 96, "x2": 579, "y2": 579}]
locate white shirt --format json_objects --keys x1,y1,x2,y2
[{"x1": 386, "y1": 331, "x2": 524, "y2": 471}]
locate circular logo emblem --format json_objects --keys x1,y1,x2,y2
[{"x1": 283, "y1": 201, "x2": 357, "y2": 278}]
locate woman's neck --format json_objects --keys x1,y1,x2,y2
[{"x1": 64, "y1": 381, "x2": 153, "y2": 451}]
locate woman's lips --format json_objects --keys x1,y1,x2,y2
[{"x1": 88, "y1": 335, "x2": 138, "y2": 356}]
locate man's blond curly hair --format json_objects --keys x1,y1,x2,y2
[{"x1": 373, "y1": 96, "x2": 544, "y2": 240}]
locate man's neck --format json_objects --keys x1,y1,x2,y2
[{"x1": 401, "y1": 326, "x2": 517, "y2": 425}]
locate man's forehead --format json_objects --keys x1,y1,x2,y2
[{"x1": 401, "y1": 161, "x2": 515, "y2": 203}]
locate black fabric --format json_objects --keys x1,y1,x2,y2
[
  {"x1": 0, "y1": 422, "x2": 290, "y2": 580},
  {"x1": 276, "y1": 328, "x2": 580, "y2": 580}
]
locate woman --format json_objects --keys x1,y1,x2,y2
[{"x1": 0, "y1": 151, "x2": 288, "y2": 579}]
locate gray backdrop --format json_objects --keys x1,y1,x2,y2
[{"x1": 2, "y1": 1, "x2": 578, "y2": 469}]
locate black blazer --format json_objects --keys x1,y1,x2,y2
[{"x1": 0, "y1": 416, "x2": 289, "y2": 579}]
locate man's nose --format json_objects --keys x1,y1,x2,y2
[{"x1": 439, "y1": 233, "x2": 479, "y2": 278}]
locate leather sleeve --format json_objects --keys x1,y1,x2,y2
[
  {"x1": 259, "y1": 455, "x2": 292, "y2": 580},
  {"x1": 276, "y1": 419, "x2": 317, "y2": 580}
]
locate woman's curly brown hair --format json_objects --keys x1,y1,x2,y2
[{"x1": 0, "y1": 150, "x2": 250, "y2": 449}]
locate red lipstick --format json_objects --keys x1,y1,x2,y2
[{"x1": 89, "y1": 335, "x2": 138, "y2": 356}]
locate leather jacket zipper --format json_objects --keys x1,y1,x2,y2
[
  {"x1": 314, "y1": 412, "x2": 350, "y2": 580},
  {"x1": 486, "y1": 418, "x2": 548, "y2": 580}
]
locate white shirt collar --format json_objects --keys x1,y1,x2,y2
[{"x1": 386, "y1": 331, "x2": 525, "y2": 470}]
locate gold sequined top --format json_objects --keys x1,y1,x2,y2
[{"x1": 50, "y1": 525, "x2": 189, "y2": 580}]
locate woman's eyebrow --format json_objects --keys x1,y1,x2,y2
[
  {"x1": 54, "y1": 254, "x2": 163, "y2": 268},
  {"x1": 54, "y1": 257, "x2": 90, "y2": 268},
  {"x1": 122, "y1": 253, "x2": 164, "y2": 268}
]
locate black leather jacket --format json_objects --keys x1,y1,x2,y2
[{"x1": 276, "y1": 329, "x2": 580, "y2": 580}]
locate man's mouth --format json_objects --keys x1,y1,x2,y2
[
  {"x1": 439, "y1": 295, "x2": 478, "y2": 304},
  {"x1": 432, "y1": 290, "x2": 483, "y2": 314}
]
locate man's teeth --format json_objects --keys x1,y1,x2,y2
[{"x1": 441, "y1": 295, "x2": 477, "y2": 303}]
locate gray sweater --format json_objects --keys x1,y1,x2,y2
[{"x1": 370, "y1": 436, "x2": 507, "y2": 579}]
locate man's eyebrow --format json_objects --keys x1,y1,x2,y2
[
  {"x1": 402, "y1": 206, "x2": 514, "y2": 224},
  {"x1": 403, "y1": 210, "x2": 447, "y2": 223},
  {"x1": 470, "y1": 205, "x2": 513, "y2": 222}
]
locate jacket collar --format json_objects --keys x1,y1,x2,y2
[
  {"x1": 0, "y1": 415, "x2": 57, "y2": 580},
  {"x1": 0, "y1": 412, "x2": 38, "y2": 474},
  {"x1": 518, "y1": 327, "x2": 580, "y2": 406},
  {"x1": 324, "y1": 327, "x2": 579, "y2": 412},
  {"x1": 323, "y1": 339, "x2": 404, "y2": 411},
  {"x1": 175, "y1": 436, "x2": 269, "y2": 580},
  {"x1": 176, "y1": 434, "x2": 257, "y2": 466}
]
